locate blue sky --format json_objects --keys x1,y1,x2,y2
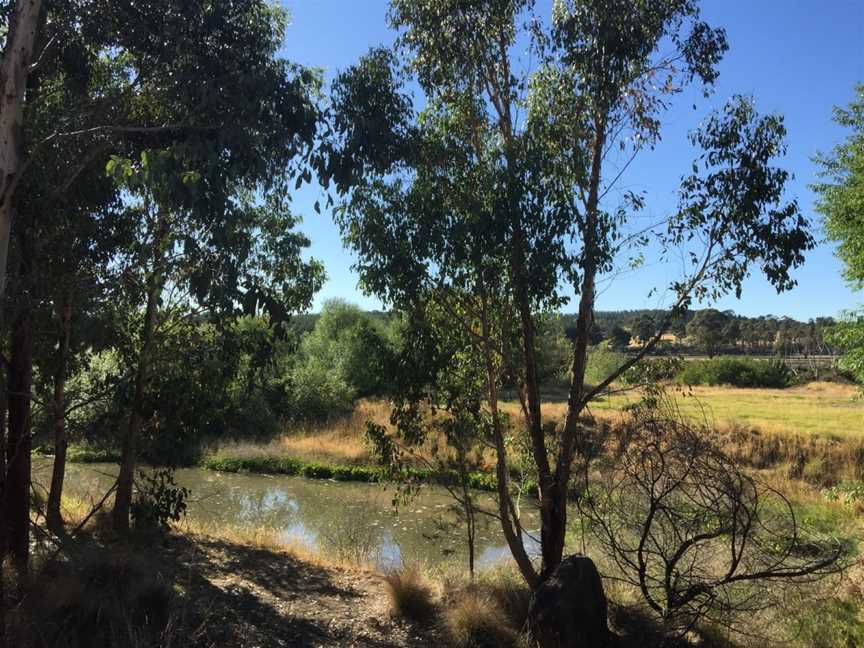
[{"x1": 280, "y1": 0, "x2": 863, "y2": 320}]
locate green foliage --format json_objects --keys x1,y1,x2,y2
[
  {"x1": 287, "y1": 358, "x2": 356, "y2": 421},
  {"x1": 534, "y1": 317, "x2": 574, "y2": 384},
  {"x1": 685, "y1": 308, "x2": 730, "y2": 356},
  {"x1": 814, "y1": 86, "x2": 864, "y2": 387},
  {"x1": 631, "y1": 314, "x2": 656, "y2": 343},
  {"x1": 678, "y1": 356, "x2": 792, "y2": 388},
  {"x1": 607, "y1": 325, "x2": 631, "y2": 351},
  {"x1": 201, "y1": 452, "x2": 517, "y2": 492},
  {"x1": 826, "y1": 310, "x2": 864, "y2": 385},
  {"x1": 68, "y1": 446, "x2": 121, "y2": 464},
  {"x1": 287, "y1": 300, "x2": 400, "y2": 420},
  {"x1": 131, "y1": 469, "x2": 190, "y2": 531},
  {"x1": 822, "y1": 482, "x2": 864, "y2": 506},
  {"x1": 813, "y1": 84, "x2": 864, "y2": 288},
  {"x1": 584, "y1": 346, "x2": 627, "y2": 385},
  {"x1": 33, "y1": 444, "x2": 120, "y2": 464},
  {"x1": 793, "y1": 598, "x2": 864, "y2": 648},
  {"x1": 621, "y1": 357, "x2": 684, "y2": 386}
]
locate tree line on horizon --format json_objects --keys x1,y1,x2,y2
[{"x1": 300, "y1": 304, "x2": 841, "y2": 358}]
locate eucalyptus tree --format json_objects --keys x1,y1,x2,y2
[
  {"x1": 326, "y1": 0, "x2": 812, "y2": 589},
  {"x1": 2, "y1": 0, "x2": 326, "y2": 561},
  {"x1": 31, "y1": 180, "x2": 128, "y2": 534},
  {"x1": 0, "y1": 0, "x2": 43, "y2": 307},
  {"x1": 106, "y1": 148, "x2": 323, "y2": 532},
  {"x1": 632, "y1": 314, "x2": 657, "y2": 344},
  {"x1": 686, "y1": 308, "x2": 729, "y2": 357},
  {"x1": 814, "y1": 84, "x2": 864, "y2": 385}
]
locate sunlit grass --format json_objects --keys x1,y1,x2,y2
[{"x1": 588, "y1": 382, "x2": 863, "y2": 439}]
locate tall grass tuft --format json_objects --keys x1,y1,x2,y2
[
  {"x1": 9, "y1": 549, "x2": 178, "y2": 648},
  {"x1": 442, "y1": 588, "x2": 520, "y2": 648},
  {"x1": 383, "y1": 567, "x2": 436, "y2": 623}
]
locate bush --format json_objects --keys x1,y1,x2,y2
[
  {"x1": 131, "y1": 468, "x2": 190, "y2": 531},
  {"x1": 621, "y1": 356, "x2": 684, "y2": 385},
  {"x1": 584, "y1": 346, "x2": 627, "y2": 385},
  {"x1": 677, "y1": 356, "x2": 792, "y2": 388},
  {"x1": 287, "y1": 358, "x2": 356, "y2": 420}
]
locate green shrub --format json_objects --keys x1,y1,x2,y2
[
  {"x1": 131, "y1": 468, "x2": 190, "y2": 531},
  {"x1": 822, "y1": 482, "x2": 864, "y2": 506},
  {"x1": 584, "y1": 346, "x2": 628, "y2": 385},
  {"x1": 621, "y1": 356, "x2": 684, "y2": 385},
  {"x1": 33, "y1": 444, "x2": 121, "y2": 463},
  {"x1": 677, "y1": 356, "x2": 792, "y2": 388},
  {"x1": 287, "y1": 359, "x2": 356, "y2": 420},
  {"x1": 201, "y1": 452, "x2": 526, "y2": 493}
]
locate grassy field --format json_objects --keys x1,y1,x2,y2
[
  {"x1": 199, "y1": 382, "x2": 864, "y2": 490},
  {"x1": 589, "y1": 382, "x2": 863, "y2": 439}
]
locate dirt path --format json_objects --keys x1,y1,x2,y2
[{"x1": 164, "y1": 534, "x2": 441, "y2": 648}]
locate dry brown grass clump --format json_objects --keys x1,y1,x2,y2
[
  {"x1": 442, "y1": 588, "x2": 521, "y2": 648},
  {"x1": 383, "y1": 566, "x2": 437, "y2": 624},
  {"x1": 8, "y1": 548, "x2": 181, "y2": 648},
  {"x1": 175, "y1": 517, "x2": 354, "y2": 571},
  {"x1": 434, "y1": 567, "x2": 530, "y2": 648},
  {"x1": 715, "y1": 422, "x2": 864, "y2": 486}
]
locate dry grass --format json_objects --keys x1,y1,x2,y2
[
  {"x1": 53, "y1": 492, "x2": 116, "y2": 533},
  {"x1": 704, "y1": 421, "x2": 864, "y2": 486},
  {"x1": 212, "y1": 398, "x2": 499, "y2": 470},
  {"x1": 213, "y1": 402, "x2": 387, "y2": 466},
  {"x1": 172, "y1": 517, "x2": 357, "y2": 572},
  {"x1": 442, "y1": 588, "x2": 520, "y2": 648},
  {"x1": 211, "y1": 382, "x2": 864, "y2": 488},
  {"x1": 8, "y1": 547, "x2": 179, "y2": 648},
  {"x1": 435, "y1": 566, "x2": 528, "y2": 648},
  {"x1": 590, "y1": 382, "x2": 863, "y2": 439},
  {"x1": 383, "y1": 566, "x2": 437, "y2": 623},
  {"x1": 276, "y1": 400, "x2": 391, "y2": 464}
]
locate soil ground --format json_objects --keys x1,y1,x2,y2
[{"x1": 162, "y1": 533, "x2": 442, "y2": 648}]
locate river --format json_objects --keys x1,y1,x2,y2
[{"x1": 32, "y1": 459, "x2": 541, "y2": 571}]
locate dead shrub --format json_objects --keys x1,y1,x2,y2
[{"x1": 583, "y1": 397, "x2": 847, "y2": 636}]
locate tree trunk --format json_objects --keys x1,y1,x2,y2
[
  {"x1": 111, "y1": 216, "x2": 167, "y2": 532},
  {"x1": 6, "y1": 304, "x2": 32, "y2": 569},
  {"x1": 0, "y1": 0, "x2": 42, "y2": 310},
  {"x1": 0, "y1": 372, "x2": 6, "y2": 643},
  {"x1": 46, "y1": 298, "x2": 72, "y2": 533},
  {"x1": 503, "y1": 144, "x2": 554, "y2": 584},
  {"x1": 477, "y1": 280, "x2": 538, "y2": 587},
  {"x1": 111, "y1": 278, "x2": 160, "y2": 532},
  {"x1": 457, "y1": 446, "x2": 475, "y2": 579},
  {"x1": 547, "y1": 115, "x2": 607, "y2": 581}
]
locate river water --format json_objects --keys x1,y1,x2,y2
[{"x1": 32, "y1": 459, "x2": 541, "y2": 571}]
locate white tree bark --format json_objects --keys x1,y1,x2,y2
[{"x1": 0, "y1": 0, "x2": 42, "y2": 304}]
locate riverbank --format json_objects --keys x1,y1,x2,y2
[
  {"x1": 11, "y1": 523, "x2": 445, "y2": 647},
  {"x1": 18, "y1": 500, "x2": 864, "y2": 648},
  {"x1": 26, "y1": 454, "x2": 864, "y2": 648},
  {"x1": 200, "y1": 453, "x2": 506, "y2": 492},
  {"x1": 39, "y1": 384, "x2": 864, "y2": 493}
]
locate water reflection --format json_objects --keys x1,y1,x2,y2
[{"x1": 33, "y1": 459, "x2": 541, "y2": 571}]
